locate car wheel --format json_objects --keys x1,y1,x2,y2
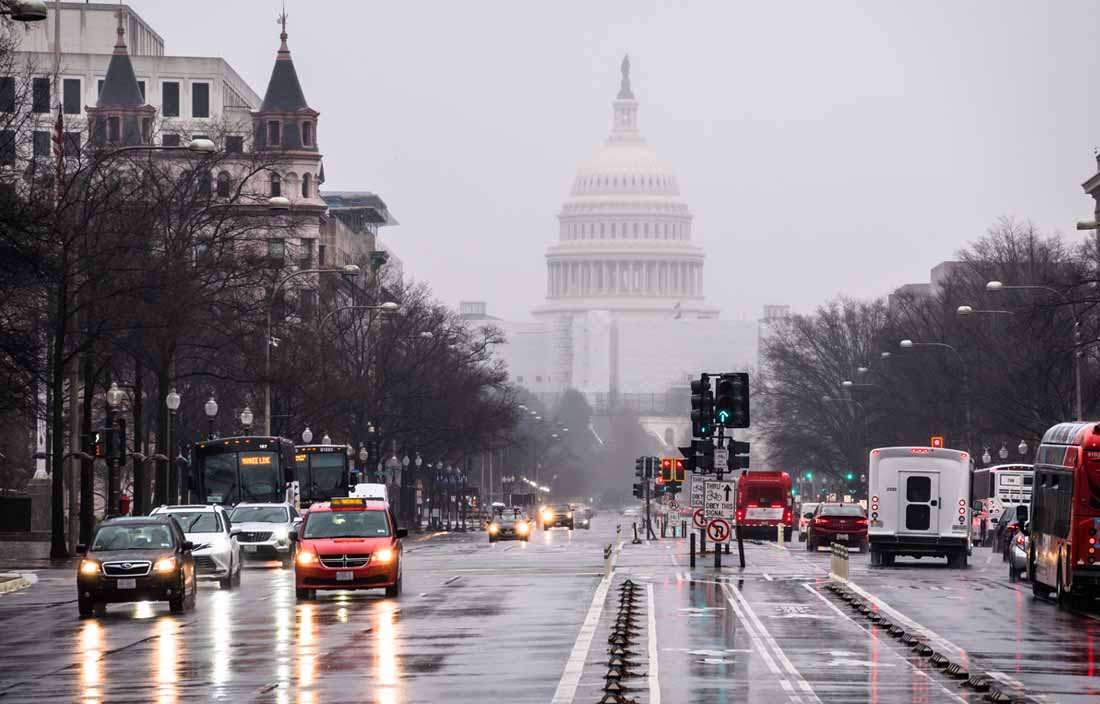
[
  {"x1": 1056, "y1": 559, "x2": 1074, "y2": 610},
  {"x1": 385, "y1": 576, "x2": 402, "y2": 598},
  {"x1": 78, "y1": 596, "x2": 94, "y2": 618},
  {"x1": 169, "y1": 592, "x2": 185, "y2": 614},
  {"x1": 186, "y1": 576, "x2": 198, "y2": 610},
  {"x1": 231, "y1": 560, "x2": 242, "y2": 588},
  {"x1": 295, "y1": 587, "x2": 314, "y2": 601},
  {"x1": 882, "y1": 553, "x2": 895, "y2": 566},
  {"x1": 1009, "y1": 564, "x2": 1018, "y2": 582}
]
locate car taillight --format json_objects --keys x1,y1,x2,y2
[
  {"x1": 1016, "y1": 534, "x2": 1025, "y2": 547},
  {"x1": 784, "y1": 510, "x2": 792, "y2": 524},
  {"x1": 855, "y1": 518, "x2": 868, "y2": 525},
  {"x1": 814, "y1": 517, "x2": 825, "y2": 525},
  {"x1": 736, "y1": 510, "x2": 744, "y2": 522}
]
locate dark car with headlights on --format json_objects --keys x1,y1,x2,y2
[
  {"x1": 541, "y1": 504, "x2": 575, "y2": 529},
  {"x1": 488, "y1": 513, "x2": 531, "y2": 542},
  {"x1": 76, "y1": 516, "x2": 197, "y2": 617}
]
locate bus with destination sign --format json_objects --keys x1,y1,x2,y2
[
  {"x1": 190, "y1": 436, "x2": 298, "y2": 507},
  {"x1": 294, "y1": 443, "x2": 353, "y2": 507}
]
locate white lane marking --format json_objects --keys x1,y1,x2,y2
[
  {"x1": 724, "y1": 582, "x2": 822, "y2": 703},
  {"x1": 719, "y1": 583, "x2": 783, "y2": 680},
  {"x1": 763, "y1": 572, "x2": 774, "y2": 581},
  {"x1": 549, "y1": 570, "x2": 614, "y2": 704},
  {"x1": 443, "y1": 575, "x2": 461, "y2": 585},
  {"x1": 647, "y1": 583, "x2": 661, "y2": 704},
  {"x1": 801, "y1": 583, "x2": 966, "y2": 704},
  {"x1": 843, "y1": 580, "x2": 1031, "y2": 695}
]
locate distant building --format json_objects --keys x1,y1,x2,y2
[{"x1": 887, "y1": 261, "x2": 963, "y2": 310}]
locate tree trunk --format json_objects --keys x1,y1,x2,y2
[
  {"x1": 79, "y1": 349, "x2": 95, "y2": 545},
  {"x1": 132, "y1": 356, "x2": 145, "y2": 514},
  {"x1": 48, "y1": 271, "x2": 67, "y2": 559}
]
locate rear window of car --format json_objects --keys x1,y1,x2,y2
[{"x1": 820, "y1": 505, "x2": 865, "y2": 517}]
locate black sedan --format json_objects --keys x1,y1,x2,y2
[
  {"x1": 541, "y1": 504, "x2": 576, "y2": 530},
  {"x1": 77, "y1": 516, "x2": 197, "y2": 616},
  {"x1": 488, "y1": 514, "x2": 532, "y2": 542}
]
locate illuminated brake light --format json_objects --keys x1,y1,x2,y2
[
  {"x1": 960, "y1": 452, "x2": 968, "y2": 459},
  {"x1": 871, "y1": 449, "x2": 880, "y2": 456},
  {"x1": 910, "y1": 448, "x2": 931, "y2": 454},
  {"x1": 1088, "y1": 451, "x2": 1100, "y2": 460},
  {"x1": 1016, "y1": 534, "x2": 1025, "y2": 547},
  {"x1": 871, "y1": 496, "x2": 879, "y2": 503},
  {"x1": 958, "y1": 499, "x2": 966, "y2": 507}
]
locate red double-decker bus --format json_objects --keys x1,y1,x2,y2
[
  {"x1": 735, "y1": 470, "x2": 793, "y2": 541},
  {"x1": 1030, "y1": 422, "x2": 1100, "y2": 607}
]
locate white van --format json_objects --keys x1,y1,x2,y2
[
  {"x1": 867, "y1": 446, "x2": 973, "y2": 568},
  {"x1": 349, "y1": 483, "x2": 389, "y2": 505}
]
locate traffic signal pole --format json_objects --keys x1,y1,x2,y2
[{"x1": 644, "y1": 478, "x2": 656, "y2": 541}]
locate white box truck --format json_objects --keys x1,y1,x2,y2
[{"x1": 867, "y1": 446, "x2": 973, "y2": 568}]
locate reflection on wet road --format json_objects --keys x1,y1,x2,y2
[{"x1": 4, "y1": 523, "x2": 1100, "y2": 702}]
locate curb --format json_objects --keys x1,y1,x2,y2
[{"x1": 0, "y1": 572, "x2": 38, "y2": 595}]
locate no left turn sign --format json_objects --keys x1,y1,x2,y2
[
  {"x1": 707, "y1": 517, "x2": 732, "y2": 543},
  {"x1": 692, "y1": 508, "x2": 707, "y2": 529}
]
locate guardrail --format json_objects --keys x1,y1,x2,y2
[{"x1": 830, "y1": 542, "x2": 850, "y2": 583}]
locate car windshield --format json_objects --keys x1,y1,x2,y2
[
  {"x1": 820, "y1": 505, "x2": 866, "y2": 517},
  {"x1": 231, "y1": 506, "x2": 290, "y2": 524},
  {"x1": 91, "y1": 524, "x2": 173, "y2": 551},
  {"x1": 554, "y1": 505, "x2": 572, "y2": 512},
  {"x1": 165, "y1": 511, "x2": 221, "y2": 533},
  {"x1": 303, "y1": 510, "x2": 390, "y2": 539}
]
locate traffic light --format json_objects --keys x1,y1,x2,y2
[
  {"x1": 930, "y1": 436, "x2": 944, "y2": 448},
  {"x1": 660, "y1": 458, "x2": 673, "y2": 483},
  {"x1": 844, "y1": 471, "x2": 855, "y2": 482},
  {"x1": 633, "y1": 483, "x2": 645, "y2": 499},
  {"x1": 635, "y1": 457, "x2": 645, "y2": 478},
  {"x1": 715, "y1": 373, "x2": 750, "y2": 428},
  {"x1": 690, "y1": 374, "x2": 714, "y2": 437},
  {"x1": 673, "y1": 458, "x2": 686, "y2": 483},
  {"x1": 803, "y1": 471, "x2": 813, "y2": 481},
  {"x1": 88, "y1": 431, "x2": 106, "y2": 458}
]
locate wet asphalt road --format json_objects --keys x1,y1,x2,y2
[{"x1": 1, "y1": 521, "x2": 1099, "y2": 703}]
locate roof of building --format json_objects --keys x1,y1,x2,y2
[
  {"x1": 260, "y1": 16, "x2": 310, "y2": 113},
  {"x1": 96, "y1": 8, "x2": 145, "y2": 109},
  {"x1": 321, "y1": 191, "x2": 399, "y2": 226}
]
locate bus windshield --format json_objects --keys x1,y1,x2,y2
[
  {"x1": 306, "y1": 454, "x2": 348, "y2": 501},
  {"x1": 199, "y1": 450, "x2": 282, "y2": 504},
  {"x1": 239, "y1": 452, "x2": 282, "y2": 502}
]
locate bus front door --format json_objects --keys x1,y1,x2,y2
[{"x1": 899, "y1": 472, "x2": 939, "y2": 533}]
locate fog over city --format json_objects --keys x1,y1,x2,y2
[{"x1": 139, "y1": 0, "x2": 1100, "y2": 320}]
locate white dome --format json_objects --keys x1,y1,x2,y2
[{"x1": 570, "y1": 142, "x2": 680, "y2": 198}]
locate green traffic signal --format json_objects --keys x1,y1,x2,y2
[
  {"x1": 845, "y1": 472, "x2": 855, "y2": 481},
  {"x1": 804, "y1": 471, "x2": 813, "y2": 480}
]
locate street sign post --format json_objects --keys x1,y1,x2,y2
[
  {"x1": 706, "y1": 517, "x2": 731, "y2": 544},
  {"x1": 703, "y1": 479, "x2": 736, "y2": 520},
  {"x1": 688, "y1": 471, "x2": 705, "y2": 508},
  {"x1": 713, "y1": 447, "x2": 729, "y2": 472},
  {"x1": 692, "y1": 508, "x2": 707, "y2": 529}
]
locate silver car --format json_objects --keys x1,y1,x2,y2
[
  {"x1": 151, "y1": 504, "x2": 241, "y2": 589},
  {"x1": 228, "y1": 503, "x2": 300, "y2": 568},
  {"x1": 1009, "y1": 529, "x2": 1029, "y2": 582}
]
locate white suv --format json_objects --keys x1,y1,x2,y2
[
  {"x1": 228, "y1": 502, "x2": 300, "y2": 568},
  {"x1": 151, "y1": 504, "x2": 241, "y2": 589}
]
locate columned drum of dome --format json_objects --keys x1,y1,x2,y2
[{"x1": 533, "y1": 56, "x2": 719, "y2": 321}]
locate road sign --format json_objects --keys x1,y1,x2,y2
[
  {"x1": 688, "y1": 472, "x2": 705, "y2": 508},
  {"x1": 713, "y1": 447, "x2": 729, "y2": 471},
  {"x1": 704, "y1": 479, "x2": 736, "y2": 520},
  {"x1": 706, "y1": 517, "x2": 731, "y2": 543},
  {"x1": 693, "y1": 508, "x2": 707, "y2": 529}
]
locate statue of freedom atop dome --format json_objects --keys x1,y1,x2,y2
[{"x1": 618, "y1": 54, "x2": 634, "y2": 100}]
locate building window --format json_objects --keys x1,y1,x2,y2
[
  {"x1": 33, "y1": 130, "x2": 50, "y2": 157},
  {"x1": 191, "y1": 82, "x2": 209, "y2": 118},
  {"x1": 62, "y1": 79, "x2": 81, "y2": 115},
  {"x1": 516, "y1": 376, "x2": 524, "y2": 383},
  {"x1": 318, "y1": 244, "x2": 326, "y2": 266},
  {"x1": 161, "y1": 81, "x2": 179, "y2": 117},
  {"x1": 267, "y1": 239, "x2": 285, "y2": 260},
  {"x1": 269, "y1": 172, "x2": 281, "y2": 197},
  {"x1": 142, "y1": 118, "x2": 152, "y2": 143},
  {"x1": 97, "y1": 79, "x2": 104, "y2": 96},
  {"x1": 0, "y1": 77, "x2": 14, "y2": 112},
  {"x1": 301, "y1": 172, "x2": 312, "y2": 198},
  {"x1": 162, "y1": 133, "x2": 181, "y2": 147},
  {"x1": 137, "y1": 80, "x2": 146, "y2": 101},
  {"x1": 535, "y1": 376, "x2": 543, "y2": 383},
  {"x1": 225, "y1": 135, "x2": 243, "y2": 153},
  {"x1": 299, "y1": 239, "x2": 313, "y2": 268},
  {"x1": 0, "y1": 130, "x2": 14, "y2": 166},
  {"x1": 197, "y1": 170, "x2": 211, "y2": 197},
  {"x1": 32, "y1": 77, "x2": 49, "y2": 113},
  {"x1": 267, "y1": 120, "x2": 281, "y2": 146},
  {"x1": 301, "y1": 121, "x2": 313, "y2": 146},
  {"x1": 63, "y1": 132, "x2": 80, "y2": 156},
  {"x1": 106, "y1": 116, "x2": 120, "y2": 143},
  {"x1": 216, "y1": 171, "x2": 230, "y2": 198}
]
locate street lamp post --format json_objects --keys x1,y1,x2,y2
[
  {"x1": 900, "y1": 339, "x2": 971, "y2": 451},
  {"x1": 358, "y1": 445, "x2": 368, "y2": 484},
  {"x1": 158, "y1": 389, "x2": 180, "y2": 507},
  {"x1": 264, "y1": 265, "x2": 363, "y2": 435},
  {"x1": 986, "y1": 281, "x2": 1083, "y2": 421},
  {"x1": 105, "y1": 382, "x2": 125, "y2": 517},
  {"x1": 1018, "y1": 439, "x2": 1029, "y2": 459},
  {"x1": 414, "y1": 454, "x2": 423, "y2": 529},
  {"x1": 204, "y1": 395, "x2": 218, "y2": 440},
  {"x1": 301, "y1": 426, "x2": 313, "y2": 444},
  {"x1": 240, "y1": 406, "x2": 253, "y2": 435},
  {"x1": 999, "y1": 443, "x2": 1009, "y2": 461}
]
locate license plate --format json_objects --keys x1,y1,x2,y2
[
  {"x1": 336, "y1": 571, "x2": 354, "y2": 582},
  {"x1": 836, "y1": 534, "x2": 848, "y2": 541},
  {"x1": 116, "y1": 578, "x2": 136, "y2": 590},
  {"x1": 244, "y1": 545, "x2": 257, "y2": 553}
]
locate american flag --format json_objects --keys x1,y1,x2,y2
[{"x1": 51, "y1": 105, "x2": 63, "y2": 199}]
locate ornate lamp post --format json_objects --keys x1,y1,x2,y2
[
  {"x1": 159, "y1": 389, "x2": 180, "y2": 507},
  {"x1": 999, "y1": 443, "x2": 1009, "y2": 461},
  {"x1": 240, "y1": 406, "x2": 253, "y2": 434},
  {"x1": 105, "y1": 382, "x2": 125, "y2": 516},
  {"x1": 204, "y1": 395, "x2": 218, "y2": 440},
  {"x1": 301, "y1": 426, "x2": 313, "y2": 444},
  {"x1": 1018, "y1": 440, "x2": 1029, "y2": 459}
]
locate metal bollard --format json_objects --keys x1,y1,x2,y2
[
  {"x1": 829, "y1": 542, "x2": 850, "y2": 583},
  {"x1": 604, "y1": 543, "x2": 614, "y2": 577},
  {"x1": 681, "y1": 519, "x2": 687, "y2": 539},
  {"x1": 690, "y1": 532, "x2": 696, "y2": 568},
  {"x1": 632, "y1": 522, "x2": 642, "y2": 545},
  {"x1": 777, "y1": 523, "x2": 784, "y2": 548}
]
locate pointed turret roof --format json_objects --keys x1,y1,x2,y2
[
  {"x1": 260, "y1": 11, "x2": 310, "y2": 112},
  {"x1": 97, "y1": 6, "x2": 145, "y2": 109}
]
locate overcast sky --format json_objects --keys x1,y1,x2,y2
[{"x1": 138, "y1": 0, "x2": 1100, "y2": 322}]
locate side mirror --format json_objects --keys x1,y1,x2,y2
[
  {"x1": 289, "y1": 528, "x2": 299, "y2": 542},
  {"x1": 1023, "y1": 521, "x2": 1030, "y2": 532},
  {"x1": 76, "y1": 544, "x2": 87, "y2": 555},
  {"x1": 181, "y1": 541, "x2": 195, "y2": 551},
  {"x1": 292, "y1": 517, "x2": 302, "y2": 525},
  {"x1": 804, "y1": 512, "x2": 814, "y2": 518},
  {"x1": 229, "y1": 527, "x2": 241, "y2": 537},
  {"x1": 396, "y1": 528, "x2": 408, "y2": 539}
]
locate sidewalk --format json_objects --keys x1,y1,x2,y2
[{"x1": 0, "y1": 538, "x2": 75, "y2": 571}]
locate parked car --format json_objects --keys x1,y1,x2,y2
[
  {"x1": 229, "y1": 502, "x2": 301, "y2": 568},
  {"x1": 77, "y1": 516, "x2": 197, "y2": 616},
  {"x1": 151, "y1": 504, "x2": 241, "y2": 589},
  {"x1": 804, "y1": 503, "x2": 868, "y2": 552}
]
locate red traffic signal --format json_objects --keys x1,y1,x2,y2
[
  {"x1": 930, "y1": 436, "x2": 944, "y2": 449},
  {"x1": 673, "y1": 458, "x2": 686, "y2": 483},
  {"x1": 660, "y1": 458, "x2": 673, "y2": 482},
  {"x1": 655, "y1": 476, "x2": 665, "y2": 486}
]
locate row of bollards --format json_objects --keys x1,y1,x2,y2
[
  {"x1": 597, "y1": 579, "x2": 644, "y2": 704},
  {"x1": 824, "y1": 582, "x2": 1037, "y2": 703}
]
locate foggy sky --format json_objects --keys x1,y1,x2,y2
[{"x1": 137, "y1": 1, "x2": 1100, "y2": 322}]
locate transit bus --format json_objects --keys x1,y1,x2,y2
[
  {"x1": 294, "y1": 443, "x2": 353, "y2": 507},
  {"x1": 735, "y1": 470, "x2": 793, "y2": 541},
  {"x1": 971, "y1": 463, "x2": 1033, "y2": 545},
  {"x1": 1029, "y1": 422, "x2": 1100, "y2": 607},
  {"x1": 190, "y1": 436, "x2": 298, "y2": 506}
]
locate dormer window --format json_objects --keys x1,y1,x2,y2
[
  {"x1": 107, "y1": 116, "x2": 120, "y2": 143},
  {"x1": 301, "y1": 121, "x2": 313, "y2": 147},
  {"x1": 267, "y1": 120, "x2": 281, "y2": 146}
]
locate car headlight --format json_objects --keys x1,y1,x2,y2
[
  {"x1": 542, "y1": 510, "x2": 554, "y2": 521},
  {"x1": 273, "y1": 526, "x2": 289, "y2": 542},
  {"x1": 79, "y1": 559, "x2": 99, "y2": 575},
  {"x1": 568, "y1": 511, "x2": 573, "y2": 518},
  {"x1": 517, "y1": 522, "x2": 529, "y2": 534},
  {"x1": 374, "y1": 548, "x2": 394, "y2": 564},
  {"x1": 154, "y1": 557, "x2": 176, "y2": 574},
  {"x1": 296, "y1": 551, "x2": 316, "y2": 565},
  {"x1": 488, "y1": 524, "x2": 500, "y2": 534}
]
